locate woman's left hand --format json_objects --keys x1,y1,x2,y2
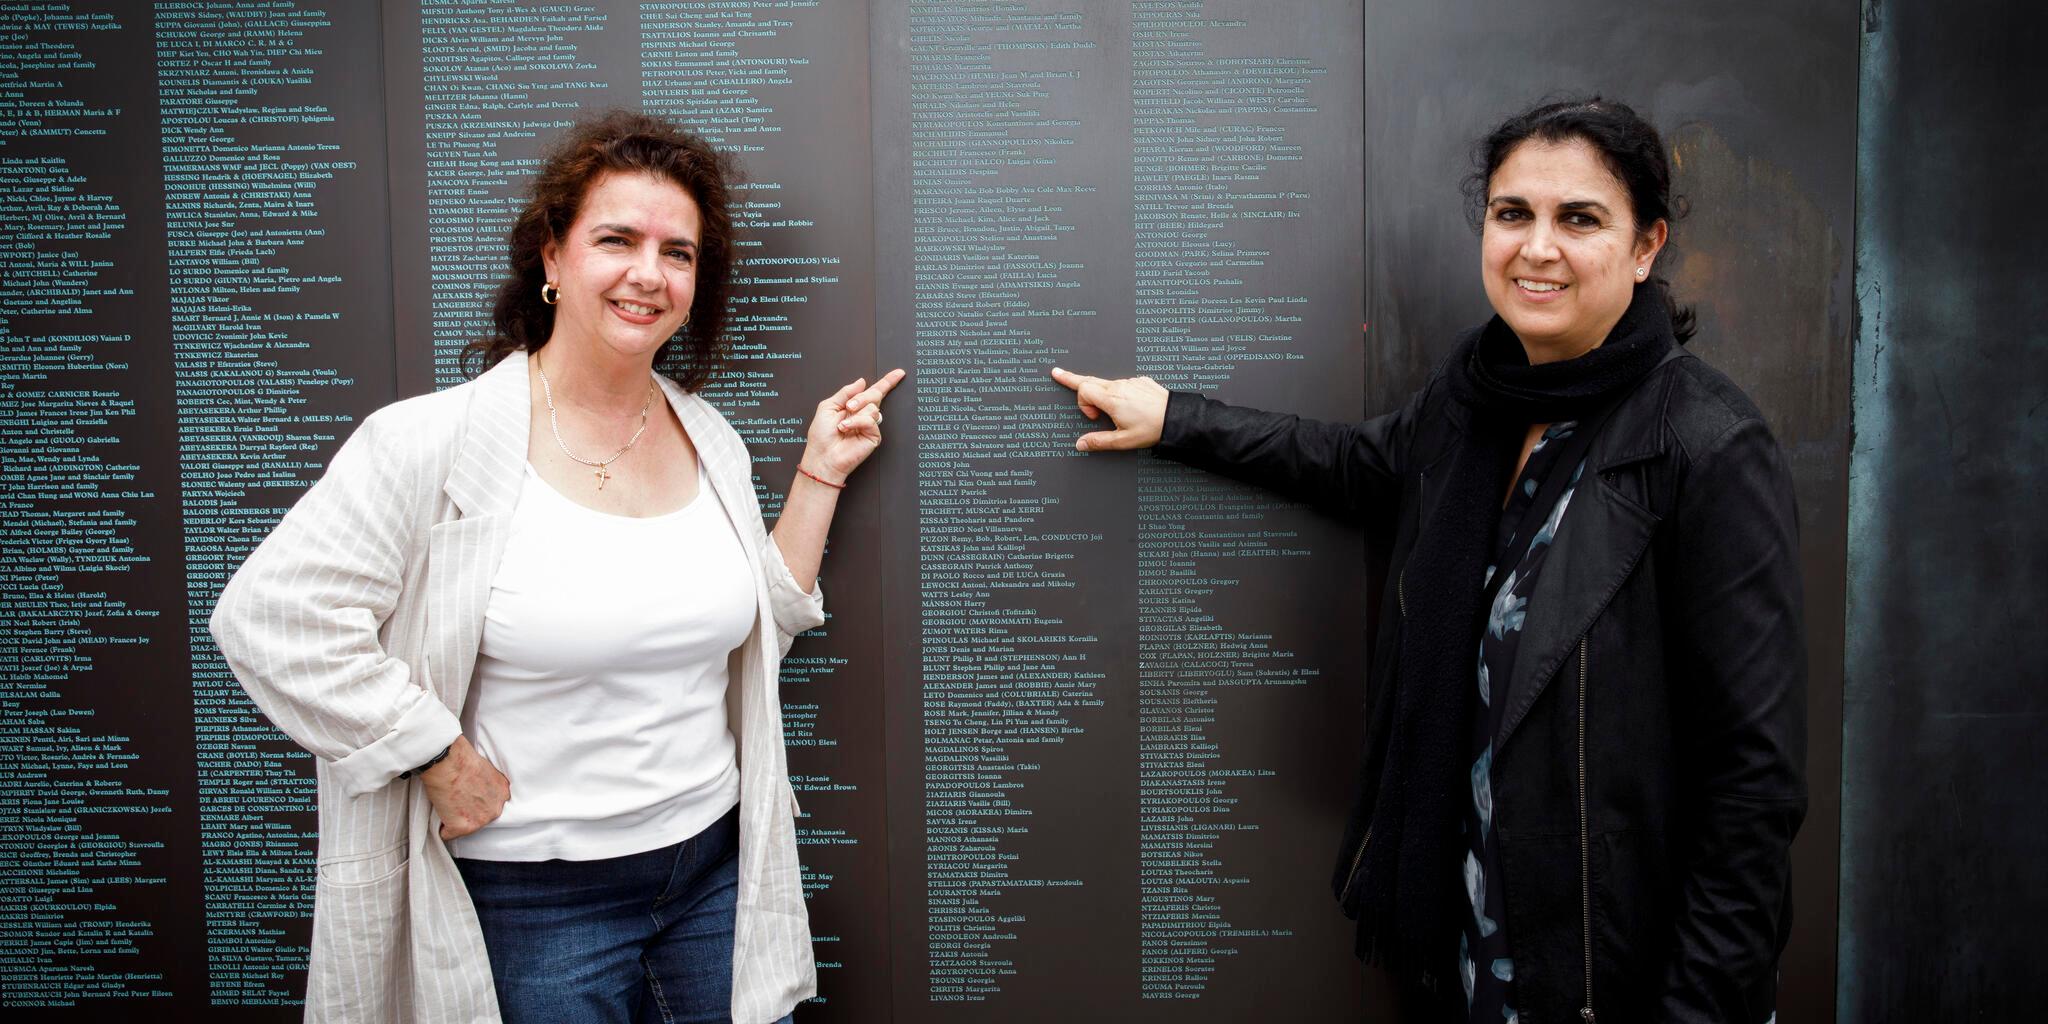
[{"x1": 801, "y1": 368, "x2": 907, "y2": 484}]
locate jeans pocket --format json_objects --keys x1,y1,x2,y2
[
  {"x1": 652, "y1": 839, "x2": 698, "y2": 911},
  {"x1": 655, "y1": 808, "x2": 741, "y2": 910}
]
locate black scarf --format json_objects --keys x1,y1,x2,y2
[{"x1": 1356, "y1": 285, "x2": 1678, "y2": 978}]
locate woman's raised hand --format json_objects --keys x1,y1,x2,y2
[
  {"x1": 1049, "y1": 367, "x2": 1170, "y2": 451},
  {"x1": 801, "y1": 368, "x2": 907, "y2": 484}
]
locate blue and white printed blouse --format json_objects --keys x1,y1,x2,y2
[{"x1": 1461, "y1": 421, "x2": 1585, "y2": 1024}]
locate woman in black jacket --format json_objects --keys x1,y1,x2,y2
[{"x1": 1052, "y1": 98, "x2": 1804, "y2": 1023}]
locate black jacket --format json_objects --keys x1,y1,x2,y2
[{"x1": 1156, "y1": 348, "x2": 1806, "y2": 1023}]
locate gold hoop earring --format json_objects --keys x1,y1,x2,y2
[{"x1": 540, "y1": 281, "x2": 560, "y2": 305}]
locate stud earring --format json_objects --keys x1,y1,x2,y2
[
  {"x1": 1636, "y1": 267, "x2": 1647, "y2": 278},
  {"x1": 540, "y1": 281, "x2": 560, "y2": 305}
]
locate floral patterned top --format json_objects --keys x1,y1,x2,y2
[{"x1": 1462, "y1": 421, "x2": 1584, "y2": 1024}]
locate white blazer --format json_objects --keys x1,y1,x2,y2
[{"x1": 210, "y1": 351, "x2": 826, "y2": 1023}]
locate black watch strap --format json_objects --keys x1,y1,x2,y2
[{"x1": 398, "y1": 744, "x2": 453, "y2": 780}]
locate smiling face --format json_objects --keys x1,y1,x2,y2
[
  {"x1": 1480, "y1": 138, "x2": 1666, "y2": 362},
  {"x1": 541, "y1": 170, "x2": 703, "y2": 366}
]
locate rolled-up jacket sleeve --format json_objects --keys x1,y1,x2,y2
[
  {"x1": 209, "y1": 409, "x2": 462, "y2": 797},
  {"x1": 760, "y1": 533, "x2": 826, "y2": 657}
]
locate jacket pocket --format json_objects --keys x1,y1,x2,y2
[
  {"x1": 307, "y1": 843, "x2": 411, "y2": 1022},
  {"x1": 316, "y1": 840, "x2": 408, "y2": 886}
]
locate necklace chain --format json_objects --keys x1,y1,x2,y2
[{"x1": 535, "y1": 355, "x2": 655, "y2": 490}]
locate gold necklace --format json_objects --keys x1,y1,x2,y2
[{"x1": 535, "y1": 356, "x2": 655, "y2": 490}]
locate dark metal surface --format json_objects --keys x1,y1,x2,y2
[{"x1": 1842, "y1": 0, "x2": 2048, "y2": 1016}]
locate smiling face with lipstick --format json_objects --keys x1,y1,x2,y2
[
  {"x1": 541, "y1": 170, "x2": 703, "y2": 367},
  {"x1": 1479, "y1": 136, "x2": 1668, "y2": 364}
]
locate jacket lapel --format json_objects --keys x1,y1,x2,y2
[
  {"x1": 657, "y1": 379, "x2": 772, "y2": 714},
  {"x1": 1495, "y1": 457, "x2": 1660, "y2": 747},
  {"x1": 657, "y1": 378, "x2": 759, "y2": 580},
  {"x1": 424, "y1": 352, "x2": 529, "y2": 711},
  {"x1": 443, "y1": 351, "x2": 531, "y2": 519},
  {"x1": 1494, "y1": 351, "x2": 1682, "y2": 747},
  {"x1": 659, "y1": 379, "x2": 745, "y2": 522}
]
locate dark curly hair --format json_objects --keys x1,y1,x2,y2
[
  {"x1": 463, "y1": 110, "x2": 741, "y2": 389},
  {"x1": 1462, "y1": 97, "x2": 1697, "y2": 343}
]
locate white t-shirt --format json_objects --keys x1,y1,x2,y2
[{"x1": 448, "y1": 462, "x2": 755, "y2": 862}]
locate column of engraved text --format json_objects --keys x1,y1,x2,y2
[
  {"x1": 0, "y1": 5, "x2": 168, "y2": 1008},
  {"x1": 156, "y1": 2, "x2": 364, "y2": 1004},
  {"x1": 1131, "y1": 2, "x2": 1323, "y2": 998},
  {"x1": 909, "y1": 0, "x2": 1105, "y2": 1003}
]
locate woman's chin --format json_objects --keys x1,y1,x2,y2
[
  {"x1": 592, "y1": 327, "x2": 673, "y2": 363},
  {"x1": 1500, "y1": 312, "x2": 1567, "y2": 344}
]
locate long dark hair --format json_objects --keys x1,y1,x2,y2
[
  {"x1": 1463, "y1": 97, "x2": 1697, "y2": 343},
  {"x1": 462, "y1": 110, "x2": 740, "y2": 389}
]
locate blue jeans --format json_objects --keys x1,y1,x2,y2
[{"x1": 456, "y1": 806, "x2": 789, "y2": 1024}]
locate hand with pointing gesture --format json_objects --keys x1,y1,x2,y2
[
  {"x1": 1049, "y1": 366, "x2": 1170, "y2": 451},
  {"x1": 801, "y1": 368, "x2": 907, "y2": 484}
]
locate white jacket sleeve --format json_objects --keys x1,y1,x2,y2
[
  {"x1": 209, "y1": 408, "x2": 462, "y2": 796},
  {"x1": 759, "y1": 532, "x2": 827, "y2": 657}
]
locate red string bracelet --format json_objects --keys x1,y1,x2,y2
[{"x1": 797, "y1": 464, "x2": 846, "y2": 490}]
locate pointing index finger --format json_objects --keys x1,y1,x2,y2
[
  {"x1": 867, "y1": 367, "x2": 908, "y2": 402},
  {"x1": 1050, "y1": 366, "x2": 1094, "y2": 392},
  {"x1": 847, "y1": 368, "x2": 907, "y2": 410}
]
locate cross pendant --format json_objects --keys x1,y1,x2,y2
[{"x1": 593, "y1": 464, "x2": 611, "y2": 490}]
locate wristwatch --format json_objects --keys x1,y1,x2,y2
[{"x1": 398, "y1": 744, "x2": 453, "y2": 780}]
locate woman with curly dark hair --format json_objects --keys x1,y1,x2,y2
[
  {"x1": 1054, "y1": 98, "x2": 1804, "y2": 1022},
  {"x1": 213, "y1": 110, "x2": 900, "y2": 1023}
]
